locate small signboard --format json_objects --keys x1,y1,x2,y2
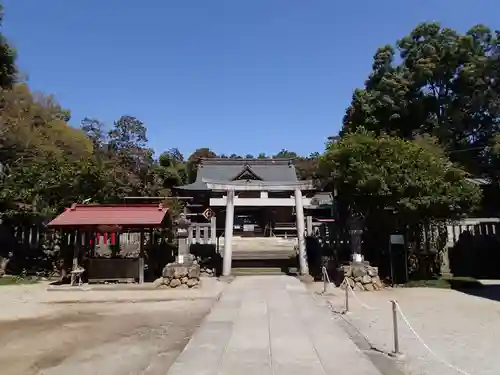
[
  {"x1": 390, "y1": 234, "x2": 404, "y2": 245},
  {"x1": 202, "y1": 208, "x2": 215, "y2": 220},
  {"x1": 243, "y1": 224, "x2": 255, "y2": 232}
]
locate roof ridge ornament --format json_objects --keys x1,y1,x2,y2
[{"x1": 232, "y1": 164, "x2": 262, "y2": 181}]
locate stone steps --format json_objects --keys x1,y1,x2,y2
[
  {"x1": 232, "y1": 267, "x2": 287, "y2": 276},
  {"x1": 231, "y1": 257, "x2": 298, "y2": 276},
  {"x1": 232, "y1": 250, "x2": 295, "y2": 260},
  {"x1": 219, "y1": 236, "x2": 297, "y2": 254}
]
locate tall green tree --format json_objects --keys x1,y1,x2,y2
[
  {"x1": 105, "y1": 115, "x2": 153, "y2": 198},
  {"x1": 186, "y1": 147, "x2": 217, "y2": 182},
  {"x1": 343, "y1": 22, "x2": 500, "y2": 178},
  {"x1": 0, "y1": 5, "x2": 16, "y2": 88},
  {"x1": 321, "y1": 129, "x2": 481, "y2": 223},
  {"x1": 274, "y1": 149, "x2": 298, "y2": 158},
  {"x1": 81, "y1": 117, "x2": 107, "y2": 153}
]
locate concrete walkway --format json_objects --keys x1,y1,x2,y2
[{"x1": 166, "y1": 275, "x2": 383, "y2": 375}]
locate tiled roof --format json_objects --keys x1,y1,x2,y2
[
  {"x1": 47, "y1": 204, "x2": 169, "y2": 228},
  {"x1": 466, "y1": 177, "x2": 491, "y2": 185},
  {"x1": 307, "y1": 192, "x2": 334, "y2": 207},
  {"x1": 176, "y1": 158, "x2": 299, "y2": 190}
]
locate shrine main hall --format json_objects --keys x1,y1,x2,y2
[{"x1": 175, "y1": 158, "x2": 333, "y2": 276}]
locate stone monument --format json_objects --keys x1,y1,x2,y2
[
  {"x1": 155, "y1": 213, "x2": 201, "y2": 289},
  {"x1": 336, "y1": 214, "x2": 383, "y2": 291}
]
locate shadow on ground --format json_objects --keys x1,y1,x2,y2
[{"x1": 455, "y1": 283, "x2": 500, "y2": 303}]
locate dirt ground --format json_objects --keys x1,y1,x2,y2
[{"x1": 0, "y1": 282, "x2": 221, "y2": 375}]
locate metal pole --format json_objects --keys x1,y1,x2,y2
[
  {"x1": 389, "y1": 238, "x2": 395, "y2": 287},
  {"x1": 323, "y1": 267, "x2": 328, "y2": 294},
  {"x1": 391, "y1": 300, "x2": 400, "y2": 355},
  {"x1": 345, "y1": 281, "x2": 349, "y2": 312}
]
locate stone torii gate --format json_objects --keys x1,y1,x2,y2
[{"x1": 203, "y1": 179, "x2": 314, "y2": 276}]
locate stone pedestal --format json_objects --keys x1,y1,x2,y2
[
  {"x1": 337, "y1": 261, "x2": 383, "y2": 291},
  {"x1": 154, "y1": 262, "x2": 201, "y2": 289},
  {"x1": 176, "y1": 253, "x2": 195, "y2": 264}
]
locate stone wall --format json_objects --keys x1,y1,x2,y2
[
  {"x1": 154, "y1": 262, "x2": 201, "y2": 289},
  {"x1": 190, "y1": 244, "x2": 221, "y2": 277},
  {"x1": 195, "y1": 255, "x2": 218, "y2": 277},
  {"x1": 338, "y1": 262, "x2": 384, "y2": 291}
]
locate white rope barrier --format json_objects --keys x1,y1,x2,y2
[
  {"x1": 320, "y1": 267, "x2": 472, "y2": 374},
  {"x1": 321, "y1": 266, "x2": 376, "y2": 310},
  {"x1": 344, "y1": 278, "x2": 377, "y2": 310},
  {"x1": 394, "y1": 301, "x2": 472, "y2": 375}
]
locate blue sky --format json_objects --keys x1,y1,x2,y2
[{"x1": 2, "y1": 0, "x2": 499, "y2": 158}]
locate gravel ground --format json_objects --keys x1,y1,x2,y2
[
  {"x1": 314, "y1": 282, "x2": 500, "y2": 375},
  {"x1": 0, "y1": 279, "x2": 224, "y2": 375}
]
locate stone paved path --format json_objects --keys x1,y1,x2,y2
[{"x1": 166, "y1": 275, "x2": 383, "y2": 375}]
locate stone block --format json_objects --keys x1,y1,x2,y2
[
  {"x1": 367, "y1": 266, "x2": 378, "y2": 277},
  {"x1": 372, "y1": 275, "x2": 383, "y2": 288},
  {"x1": 361, "y1": 275, "x2": 372, "y2": 284},
  {"x1": 174, "y1": 267, "x2": 189, "y2": 279},
  {"x1": 170, "y1": 278, "x2": 181, "y2": 288},
  {"x1": 188, "y1": 264, "x2": 201, "y2": 279},
  {"x1": 153, "y1": 277, "x2": 165, "y2": 288},
  {"x1": 341, "y1": 261, "x2": 383, "y2": 292},
  {"x1": 161, "y1": 262, "x2": 201, "y2": 289},
  {"x1": 352, "y1": 265, "x2": 368, "y2": 278},
  {"x1": 176, "y1": 253, "x2": 196, "y2": 264},
  {"x1": 163, "y1": 262, "x2": 200, "y2": 279}
]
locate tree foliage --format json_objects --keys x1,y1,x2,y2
[
  {"x1": 343, "y1": 22, "x2": 500, "y2": 178},
  {"x1": 321, "y1": 129, "x2": 481, "y2": 222},
  {"x1": 0, "y1": 5, "x2": 16, "y2": 89}
]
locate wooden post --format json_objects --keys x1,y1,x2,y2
[
  {"x1": 210, "y1": 216, "x2": 216, "y2": 245},
  {"x1": 71, "y1": 231, "x2": 80, "y2": 286},
  {"x1": 223, "y1": 190, "x2": 235, "y2": 276},
  {"x1": 295, "y1": 188, "x2": 309, "y2": 275},
  {"x1": 139, "y1": 231, "x2": 145, "y2": 284}
]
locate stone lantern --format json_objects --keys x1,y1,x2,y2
[
  {"x1": 174, "y1": 213, "x2": 192, "y2": 263},
  {"x1": 159, "y1": 212, "x2": 201, "y2": 289},
  {"x1": 348, "y1": 214, "x2": 364, "y2": 263}
]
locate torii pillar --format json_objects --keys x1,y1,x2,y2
[
  {"x1": 294, "y1": 187, "x2": 308, "y2": 275},
  {"x1": 223, "y1": 189, "x2": 235, "y2": 276},
  {"x1": 204, "y1": 179, "x2": 313, "y2": 276}
]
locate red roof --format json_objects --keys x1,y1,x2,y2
[{"x1": 47, "y1": 204, "x2": 169, "y2": 229}]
